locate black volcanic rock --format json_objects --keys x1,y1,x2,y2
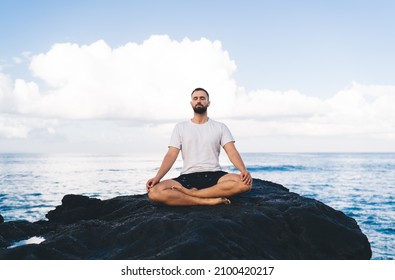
[
  {"x1": 45, "y1": 194, "x2": 103, "y2": 223},
  {"x1": 0, "y1": 179, "x2": 371, "y2": 260}
]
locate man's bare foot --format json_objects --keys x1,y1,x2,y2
[
  {"x1": 221, "y1": 197, "x2": 231, "y2": 204},
  {"x1": 207, "y1": 197, "x2": 231, "y2": 205}
]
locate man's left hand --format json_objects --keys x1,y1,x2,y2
[{"x1": 240, "y1": 170, "x2": 253, "y2": 186}]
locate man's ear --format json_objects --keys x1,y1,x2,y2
[{"x1": 208, "y1": 101, "x2": 211, "y2": 107}]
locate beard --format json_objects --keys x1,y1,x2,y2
[{"x1": 193, "y1": 104, "x2": 208, "y2": 114}]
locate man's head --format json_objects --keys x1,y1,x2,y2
[{"x1": 190, "y1": 88, "x2": 210, "y2": 114}]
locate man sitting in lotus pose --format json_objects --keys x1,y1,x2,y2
[{"x1": 146, "y1": 88, "x2": 252, "y2": 205}]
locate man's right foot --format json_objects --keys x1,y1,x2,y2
[{"x1": 207, "y1": 197, "x2": 231, "y2": 205}]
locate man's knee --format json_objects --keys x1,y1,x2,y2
[
  {"x1": 239, "y1": 181, "x2": 252, "y2": 193},
  {"x1": 147, "y1": 187, "x2": 160, "y2": 202},
  {"x1": 221, "y1": 174, "x2": 252, "y2": 193},
  {"x1": 147, "y1": 184, "x2": 167, "y2": 203},
  {"x1": 147, "y1": 181, "x2": 175, "y2": 203},
  {"x1": 231, "y1": 174, "x2": 252, "y2": 193}
]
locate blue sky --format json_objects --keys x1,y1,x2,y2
[
  {"x1": 3, "y1": 0, "x2": 395, "y2": 96},
  {"x1": 1, "y1": 0, "x2": 395, "y2": 153}
]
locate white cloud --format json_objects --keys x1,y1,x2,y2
[
  {"x1": 0, "y1": 71, "x2": 12, "y2": 97},
  {"x1": 0, "y1": 115, "x2": 30, "y2": 138},
  {"x1": 0, "y1": 114, "x2": 58, "y2": 139},
  {"x1": 0, "y1": 70, "x2": 58, "y2": 139},
  {"x1": 231, "y1": 88, "x2": 324, "y2": 120},
  {"x1": 0, "y1": 35, "x2": 394, "y2": 151},
  {"x1": 318, "y1": 83, "x2": 395, "y2": 137},
  {"x1": 10, "y1": 35, "x2": 237, "y2": 120},
  {"x1": 226, "y1": 83, "x2": 395, "y2": 141}
]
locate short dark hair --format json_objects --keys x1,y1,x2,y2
[{"x1": 191, "y1": 87, "x2": 209, "y2": 99}]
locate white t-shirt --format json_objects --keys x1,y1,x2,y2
[{"x1": 169, "y1": 119, "x2": 235, "y2": 175}]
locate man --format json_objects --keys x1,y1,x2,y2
[{"x1": 146, "y1": 88, "x2": 252, "y2": 205}]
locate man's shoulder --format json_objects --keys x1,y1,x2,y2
[
  {"x1": 172, "y1": 120, "x2": 191, "y2": 133},
  {"x1": 208, "y1": 119, "x2": 228, "y2": 129},
  {"x1": 208, "y1": 118, "x2": 224, "y2": 125},
  {"x1": 174, "y1": 120, "x2": 191, "y2": 127}
]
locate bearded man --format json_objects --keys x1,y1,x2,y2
[{"x1": 146, "y1": 88, "x2": 252, "y2": 205}]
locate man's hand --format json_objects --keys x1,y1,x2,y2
[
  {"x1": 240, "y1": 170, "x2": 253, "y2": 186},
  {"x1": 146, "y1": 177, "x2": 160, "y2": 193}
]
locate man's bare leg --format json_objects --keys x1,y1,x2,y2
[
  {"x1": 171, "y1": 173, "x2": 251, "y2": 198},
  {"x1": 148, "y1": 179, "x2": 231, "y2": 206}
]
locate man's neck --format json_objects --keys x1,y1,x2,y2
[{"x1": 191, "y1": 114, "x2": 209, "y2": 124}]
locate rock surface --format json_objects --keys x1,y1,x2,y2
[{"x1": 0, "y1": 179, "x2": 371, "y2": 259}]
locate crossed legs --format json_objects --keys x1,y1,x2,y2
[{"x1": 147, "y1": 174, "x2": 251, "y2": 206}]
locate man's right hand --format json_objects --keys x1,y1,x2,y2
[{"x1": 146, "y1": 177, "x2": 160, "y2": 193}]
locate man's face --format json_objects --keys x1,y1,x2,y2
[{"x1": 191, "y1": 90, "x2": 210, "y2": 114}]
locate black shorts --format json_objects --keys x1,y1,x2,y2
[{"x1": 173, "y1": 171, "x2": 228, "y2": 189}]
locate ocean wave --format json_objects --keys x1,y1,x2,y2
[
  {"x1": 225, "y1": 165, "x2": 309, "y2": 172},
  {"x1": 379, "y1": 228, "x2": 395, "y2": 234}
]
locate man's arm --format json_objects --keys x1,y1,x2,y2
[
  {"x1": 223, "y1": 142, "x2": 252, "y2": 185},
  {"x1": 146, "y1": 147, "x2": 180, "y2": 191}
]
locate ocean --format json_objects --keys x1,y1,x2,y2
[{"x1": 0, "y1": 153, "x2": 394, "y2": 260}]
